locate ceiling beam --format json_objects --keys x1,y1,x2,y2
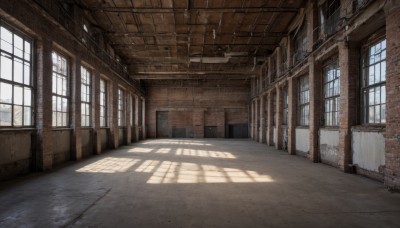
[
  {"x1": 131, "y1": 73, "x2": 254, "y2": 80},
  {"x1": 134, "y1": 71, "x2": 254, "y2": 75},
  {"x1": 106, "y1": 31, "x2": 286, "y2": 38},
  {"x1": 90, "y1": 7, "x2": 300, "y2": 13}
]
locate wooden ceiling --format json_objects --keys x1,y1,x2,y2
[{"x1": 81, "y1": 0, "x2": 305, "y2": 80}]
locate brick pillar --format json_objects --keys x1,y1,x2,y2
[
  {"x1": 309, "y1": 56, "x2": 322, "y2": 162},
  {"x1": 267, "y1": 91, "x2": 274, "y2": 146},
  {"x1": 338, "y1": 41, "x2": 359, "y2": 172},
  {"x1": 276, "y1": 86, "x2": 283, "y2": 150},
  {"x1": 110, "y1": 81, "x2": 119, "y2": 148},
  {"x1": 259, "y1": 95, "x2": 265, "y2": 143},
  {"x1": 142, "y1": 98, "x2": 146, "y2": 140},
  {"x1": 71, "y1": 58, "x2": 82, "y2": 160},
  {"x1": 384, "y1": 1, "x2": 400, "y2": 190},
  {"x1": 307, "y1": 1, "x2": 318, "y2": 52},
  {"x1": 35, "y1": 39, "x2": 53, "y2": 170},
  {"x1": 126, "y1": 92, "x2": 132, "y2": 144},
  {"x1": 93, "y1": 71, "x2": 101, "y2": 154},
  {"x1": 134, "y1": 95, "x2": 140, "y2": 142},
  {"x1": 288, "y1": 77, "x2": 298, "y2": 155},
  {"x1": 255, "y1": 98, "x2": 259, "y2": 141}
]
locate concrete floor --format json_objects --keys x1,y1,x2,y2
[{"x1": 1, "y1": 139, "x2": 400, "y2": 228}]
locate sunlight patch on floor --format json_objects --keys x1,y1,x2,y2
[
  {"x1": 128, "y1": 147, "x2": 153, "y2": 153},
  {"x1": 146, "y1": 161, "x2": 274, "y2": 184},
  {"x1": 76, "y1": 158, "x2": 140, "y2": 173}
]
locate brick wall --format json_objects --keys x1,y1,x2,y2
[
  {"x1": 384, "y1": 1, "x2": 400, "y2": 190},
  {"x1": 0, "y1": 0, "x2": 143, "y2": 179},
  {"x1": 146, "y1": 81, "x2": 249, "y2": 139}
]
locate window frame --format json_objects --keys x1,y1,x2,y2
[
  {"x1": 298, "y1": 75, "x2": 310, "y2": 126},
  {"x1": 361, "y1": 38, "x2": 387, "y2": 125},
  {"x1": 80, "y1": 65, "x2": 91, "y2": 127},
  {"x1": 319, "y1": 0, "x2": 341, "y2": 36},
  {"x1": 99, "y1": 78, "x2": 107, "y2": 127},
  {"x1": 118, "y1": 88, "x2": 125, "y2": 127},
  {"x1": 130, "y1": 94, "x2": 135, "y2": 127},
  {"x1": 51, "y1": 51, "x2": 70, "y2": 127},
  {"x1": 282, "y1": 88, "x2": 289, "y2": 125},
  {"x1": 293, "y1": 21, "x2": 308, "y2": 64},
  {"x1": 0, "y1": 22, "x2": 34, "y2": 128},
  {"x1": 323, "y1": 58, "x2": 340, "y2": 127}
]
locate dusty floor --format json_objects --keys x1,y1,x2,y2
[{"x1": 1, "y1": 139, "x2": 400, "y2": 228}]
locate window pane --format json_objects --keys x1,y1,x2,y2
[
  {"x1": 1, "y1": 27, "x2": 13, "y2": 53},
  {"x1": 13, "y1": 34, "x2": 23, "y2": 58},
  {"x1": 381, "y1": 104, "x2": 386, "y2": 123},
  {"x1": 13, "y1": 86, "x2": 23, "y2": 105},
  {"x1": 56, "y1": 96, "x2": 62, "y2": 112},
  {"x1": 14, "y1": 58, "x2": 23, "y2": 83},
  {"x1": 62, "y1": 77, "x2": 67, "y2": 96},
  {"x1": 375, "y1": 63, "x2": 381, "y2": 82},
  {"x1": 13, "y1": 105, "x2": 23, "y2": 126},
  {"x1": 52, "y1": 96, "x2": 56, "y2": 111},
  {"x1": 368, "y1": 88, "x2": 375, "y2": 105},
  {"x1": 0, "y1": 104, "x2": 12, "y2": 125},
  {"x1": 62, "y1": 98, "x2": 68, "y2": 112},
  {"x1": 381, "y1": 85, "x2": 386, "y2": 103},
  {"x1": 24, "y1": 41, "x2": 31, "y2": 61},
  {"x1": 368, "y1": 106, "x2": 374, "y2": 123},
  {"x1": 381, "y1": 61, "x2": 386, "y2": 81},
  {"x1": 374, "y1": 105, "x2": 380, "y2": 123},
  {"x1": 368, "y1": 66, "x2": 374, "y2": 85},
  {"x1": 1, "y1": 54, "x2": 12, "y2": 81},
  {"x1": 0, "y1": 82, "x2": 12, "y2": 103},
  {"x1": 24, "y1": 62, "x2": 31, "y2": 85},
  {"x1": 52, "y1": 111, "x2": 57, "y2": 126},
  {"x1": 63, "y1": 113, "x2": 68, "y2": 127},
  {"x1": 57, "y1": 112, "x2": 62, "y2": 126},
  {"x1": 57, "y1": 75, "x2": 63, "y2": 95},
  {"x1": 24, "y1": 106, "x2": 31, "y2": 126},
  {"x1": 24, "y1": 87, "x2": 32, "y2": 106}
]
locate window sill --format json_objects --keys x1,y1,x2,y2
[
  {"x1": 320, "y1": 126, "x2": 339, "y2": 131},
  {"x1": 296, "y1": 126, "x2": 309, "y2": 129},
  {"x1": 0, "y1": 128, "x2": 35, "y2": 132},
  {"x1": 352, "y1": 125, "x2": 386, "y2": 133},
  {"x1": 52, "y1": 128, "x2": 72, "y2": 131}
]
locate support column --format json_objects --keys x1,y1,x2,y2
[
  {"x1": 71, "y1": 57, "x2": 82, "y2": 160},
  {"x1": 93, "y1": 71, "x2": 101, "y2": 154},
  {"x1": 142, "y1": 98, "x2": 146, "y2": 140},
  {"x1": 384, "y1": 1, "x2": 400, "y2": 190},
  {"x1": 309, "y1": 56, "x2": 322, "y2": 162},
  {"x1": 288, "y1": 77, "x2": 298, "y2": 155},
  {"x1": 338, "y1": 41, "x2": 359, "y2": 172},
  {"x1": 276, "y1": 86, "x2": 283, "y2": 150},
  {"x1": 36, "y1": 39, "x2": 53, "y2": 170},
  {"x1": 267, "y1": 91, "x2": 274, "y2": 146},
  {"x1": 259, "y1": 95, "x2": 265, "y2": 143}
]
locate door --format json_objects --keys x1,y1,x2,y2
[
  {"x1": 156, "y1": 111, "x2": 169, "y2": 138},
  {"x1": 228, "y1": 124, "x2": 248, "y2": 138},
  {"x1": 204, "y1": 126, "x2": 217, "y2": 138}
]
